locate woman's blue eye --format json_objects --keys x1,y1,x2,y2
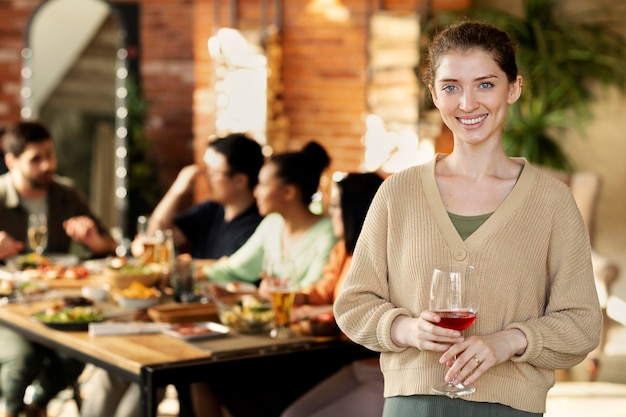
[
  {"x1": 442, "y1": 85, "x2": 457, "y2": 92},
  {"x1": 479, "y1": 82, "x2": 494, "y2": 89}
]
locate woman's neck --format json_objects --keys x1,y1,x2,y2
[{"x1": 280, "y1": 205, "x2": 320, "y2": 251}]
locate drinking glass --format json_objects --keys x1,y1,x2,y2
[
  {"x1": 265, "y1": 259, "x2": 297, "y2": 339},
  {"x1": 135, "y1": 215, "x2": 171, "y2": 265},
  {"x1": 28, "y1": 213, "x2": 48, "y2": 255},
  {"x1": 171, "y1": 256, "x2": 197, "y2": 303},
  {"x1": 430, "y1": 264, "x2": 479, "y2": 397}
]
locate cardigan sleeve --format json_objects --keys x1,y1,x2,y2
[
  {"x1": 334, "y1": 179, "x2": 413, "y2": 353},
  {"x1": 505, "y1": 183, "x2": 602, "y2": 369}
]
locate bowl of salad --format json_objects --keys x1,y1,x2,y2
[
  {"x1": 102, "y1": 257, "x2": 162, "y2": 289},
  {"x1": 215, "y1": 294, "x2": 274, "y2": 334}
]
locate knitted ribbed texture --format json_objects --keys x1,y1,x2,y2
[{"x1": 334, "y1": 157, "x2": 602, "y2": 414}]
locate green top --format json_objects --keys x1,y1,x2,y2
[
  {"x1": 204, "y1": 213, "x2": 338, "y2": 289},
  {"x1": 448, "y1": 212, "x2": 492, "y2": 241}
]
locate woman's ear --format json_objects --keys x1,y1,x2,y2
[
  {"x1": 231, "y1": 172, "x2": 248, "y2": 190},
  {"x1": 282, "y1": 183, "x2": 297, "y2": 203},
  {"x1": 4, "y1": 153, "x2": 15, "y2": 170},
  {"x1": 429, "y1": 84, "x2": 440, "y2": 109},
  {"x1": 508, "y1": 75, "x2": 523, "y2": 104}
]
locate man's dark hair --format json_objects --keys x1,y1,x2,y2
[
  {"x1": 208, "y1": 133, "x2": 265, "y2": 191},
  {"x1": 2, "y1": 120, "x2": 51, "y2": 157}
]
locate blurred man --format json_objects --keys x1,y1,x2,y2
[{"x1": 0, "y1": 120, "x2": 117, "y2": 417}]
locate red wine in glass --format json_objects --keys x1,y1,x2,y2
[
  {"x1": 430, "y1": 265, "x2": 479, "y2": 397},
  {"x1": 435, "y1": 310, "x2": 476, "y2": 331}
]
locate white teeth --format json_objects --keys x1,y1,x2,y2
[{"x1": 459, "y1": 115, "x2": 486, "y2": 125}]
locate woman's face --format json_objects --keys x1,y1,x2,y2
[
  {"x1": 329, "y1": 185, "x2": 344, "y2": 239},
  {"x1": 429, "y1": 48, "x2": 522, "y2": 148},
  {"x1": 254, "y1": 162, "x2": 287, "y2": 216}
]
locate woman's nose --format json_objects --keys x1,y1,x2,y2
[{"x1": 459, "y1": 91, "x2": 478, "y2": 112}]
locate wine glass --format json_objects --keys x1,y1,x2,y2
[
  {"x1": 265, "y1": 258, "x2": 297, "y2": 339},
  {"x1": 430, "y1": 264, "x2": 479, "y2": 397},
  {"x1": 28, "y1": 213, "x2": 48, "y2": 255}
]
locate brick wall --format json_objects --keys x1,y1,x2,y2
[
  {"x1": 0, "y1": 0, "x2": 470, "y2": 202},
  {"x1": 194, "y1": 0, "x2": 470, "y2": 199}
]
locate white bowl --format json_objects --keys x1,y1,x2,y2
[
  {"x1": 115, "y1": 294, "x2": 161, "y2": 310},
  {"x1": 81, "y1": 285, "x2": 109, "y2": 302}
]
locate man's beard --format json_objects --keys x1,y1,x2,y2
[{"x1": 27, "y1": 172, "x2": 53, "y2": 190}]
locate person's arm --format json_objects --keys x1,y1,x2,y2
[
  {"x1": 148, "y1": 164, "x2": 202, "y2": 246},
  {"x1": 63, "y1": 216, "x2": 117, "y2": 256},
  {"x1": 0, "y1": 231, "x2": 24, "y2": 260},
  {"x1": 203, "y1": 216, "x2": 271, "y2": 283}
]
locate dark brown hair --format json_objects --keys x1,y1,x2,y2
[
  {"x1": 2, "y1": 120, "x2": 51, "y2": 156},
  {"x1": 269, "y1": 141, "x2": 331, "y2": 206},
  {"x1": 422, "y1": 20, "x2": 519, "y2": 86}
]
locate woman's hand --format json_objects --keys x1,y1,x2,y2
[
  {"x1": 257, "y1": 275, "x2": 270, "y2": 300},
  {"x1": 439, "y1": 329, "x2": 528, "y2": 386},
  {"x1": 390, "y1": 310, "x2": 464, "y2": 351}
]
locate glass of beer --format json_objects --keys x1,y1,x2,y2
[{"x1": 265, "y1": 258, "x2": 297, "y2": 339}]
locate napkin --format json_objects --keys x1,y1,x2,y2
[{"x1": 88, "y1": 322, "x2": 171, "y2": 336}]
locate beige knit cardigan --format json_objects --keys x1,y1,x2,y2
[{"x1": 334, "y1": 156, "x2": 602, "y2": 413}]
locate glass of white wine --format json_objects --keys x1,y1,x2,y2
[{"x1": 28, "y1": 213, "x2": 48, "y2": 255}]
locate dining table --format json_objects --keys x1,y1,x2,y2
[{"x1": 0, "y1": 272, "x2": 376, "y2": 417}]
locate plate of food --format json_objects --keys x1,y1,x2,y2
[
  {"x1": 31, "y1": 298, "x2": 105, "y2": 331},
  {"x1": 6, "y1": 253, "x2": 88, "y2": 281},
  {"x1": 0, "y1": 278, "x2": 48, "y2": 302},
  {"x1": 162, "y1": 322, "x2": 230, "y2": 341}
]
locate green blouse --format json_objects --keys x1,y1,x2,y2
[{"x1": 204, "y1": 213, "x2": 338, "y2": 289}]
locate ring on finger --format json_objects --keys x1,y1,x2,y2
[{"x1": 473, "y1": 357, "x2": 482, "y2": 364}]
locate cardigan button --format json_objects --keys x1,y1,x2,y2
[{"x1": 453, "y1": 249, "x2": 467, "y2": 260}]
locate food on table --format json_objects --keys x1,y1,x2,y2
[
  {"x1": 106, "y1": 260, "x2": 161, "y2": 275},
  {"x1": 217, "y1": 294, "x2": 274, "y2": 332},
  {"x1": 171, "y1": 323, "x2": 218, "y2": 336},
  {"x1": 109, "y1": 256, "x2": 127, "y2": 269},
  {"x1": 103, "y1": 260, "x2": 162, "y2": 289},
  {"x1": 117, "y1": 281, "x2": 160, "y2": 299},
  {"x1": 308, "y1": 312, "x2": 341, "y2": 337},
  {"x1": 0, "y1": 279, "x2": 47, "y2": 297},
  {"x1": 0, "y1": 280, "x2": 14, "y2": 295},
  {"x1": 14, "y1": 253, "x2": 51, "y2": 270},
  {"x1": 33, "y1": 304, "x2": 105, "y2": 324},
  {"x1": 12, "y1": 253, "x2": 89, "y2": 280},
  {"x1": 295, "y1": 311, "x2": 341, "y2": 337},
  {"x1": 62, "y1": 296, "x2": 94, "y2": 307}
]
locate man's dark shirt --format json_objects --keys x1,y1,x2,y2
[{"x1": 174, "y1": 200, "x2": 262, "y2": 259}]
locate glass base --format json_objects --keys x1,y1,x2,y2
[
  {"x1": 432, "y1": 382, "x2": 476, "y2": 398},
  {"x1": 270, "y1": 326, "x2": 294, "y2": 339}
]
